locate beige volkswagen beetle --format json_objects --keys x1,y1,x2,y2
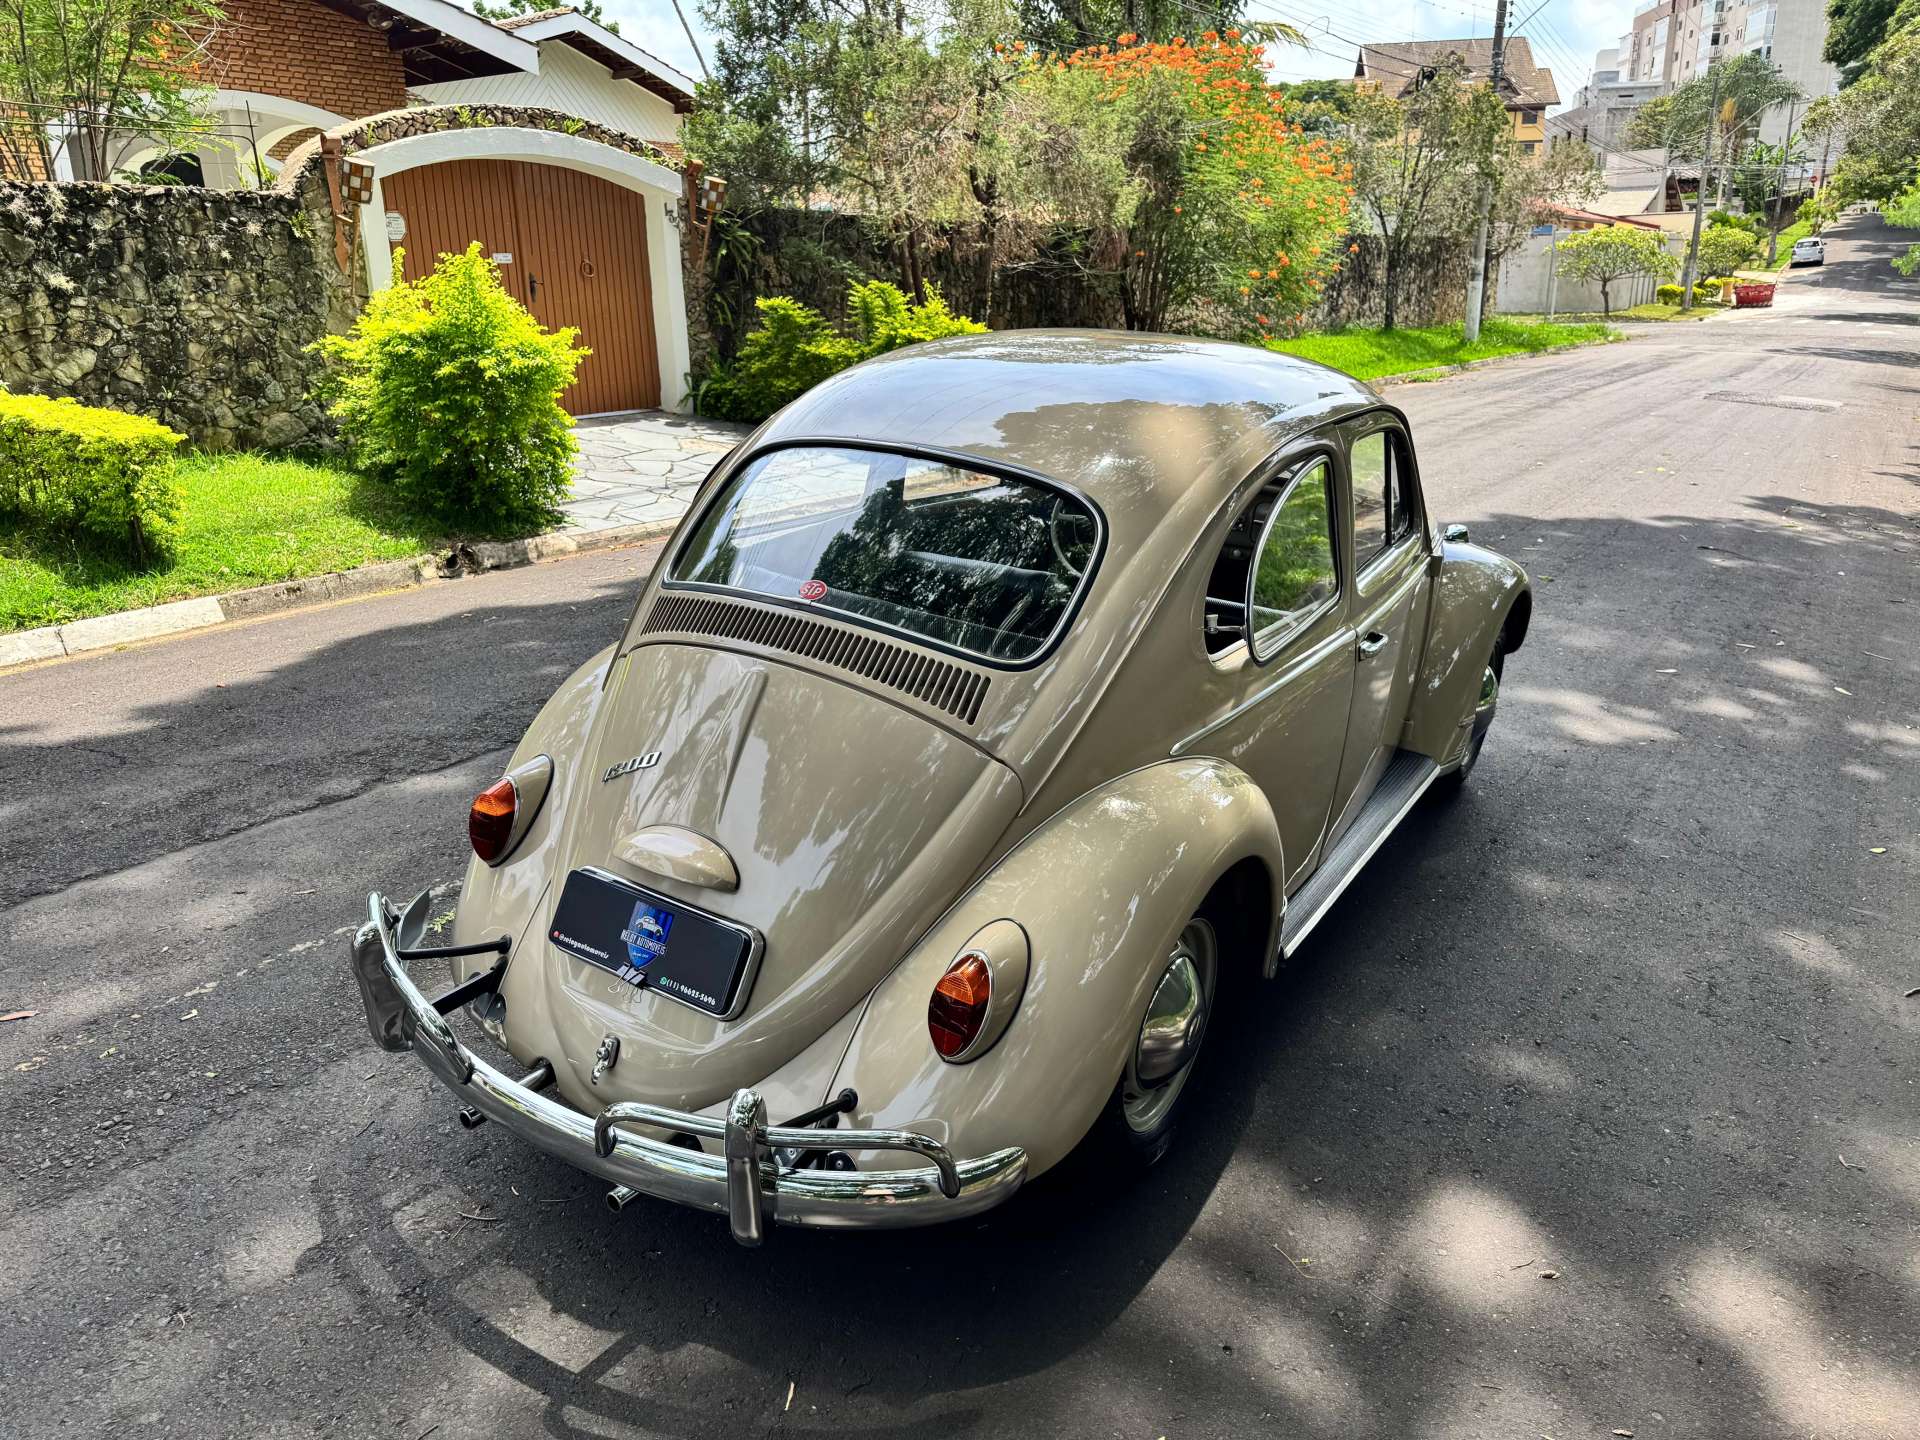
[{"x1": 351, "y1": 332, "x2": 1531, "y2": 1245}]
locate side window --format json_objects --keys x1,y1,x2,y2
[
  {"x1": 1352, "y1": 427, "x2": 1421, "y2": 579},
  {"x1": 1351, "y1": 432, "x2": 1391, "y2": 572},
  {"x1": 1386, "y1": 430, "x2": 1419, "y2": 546},
  {"x1": 1249, "y1": 460, "x2": 1338, "y2": 661}
]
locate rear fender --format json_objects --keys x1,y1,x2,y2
[
  {"x1": 827, "y1": 758, "x2": 1284, "y2": 1177},
  {"x1": 1403, "y1": 544, "x2": 1530, "y2": 765},
  {"x1": 449, "y1": 646, "x2": 615, "y2": 1040}
]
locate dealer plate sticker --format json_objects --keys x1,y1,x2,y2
[{"x1": 549, "y1": 869, "x2": 757, "y2": 1018}]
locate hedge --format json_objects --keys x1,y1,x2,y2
[
  {"x1": 695, "y1": 280, "x2": 986, "y2": 424},
  {"x1": 0, "y1": 394, "x2": 185, "y2": 562},
  {"x1": 1655, "y1": 283, "x2": 1720, "y2": 306}
]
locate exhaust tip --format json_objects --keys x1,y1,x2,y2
[{"x1": 606, "y1": 1184, "x2": 640, "y2": 1213}]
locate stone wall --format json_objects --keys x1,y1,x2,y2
[
  {"x1": 0, "y1": 107, "x2": 691, "y2": 451},
  {"x1": 0, "y1": 181, "x2": 335, "y2": 448},
  {"x1": 1315, "y1": 234, "x2": 1479, "y2": 330}
]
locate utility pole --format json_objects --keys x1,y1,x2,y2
[
  {"x1": 1461, "y1": 0, "x2": 1510, "y2": 343},
  {"x1": 1765, "y1": 97, "x2": 1797, "y2": 266},
  {"x1": 668, "y1": 0, "x2": 711, "y2": 82},
  {"x1": 1680, "y1": 61, "x2": 1720, "y2": 313}
]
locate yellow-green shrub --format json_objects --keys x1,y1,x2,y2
[
  {"x1": 696, "y1": 280, "x2": 985, "y2": 424},
  {"x1": 313, "y1": 243, "x2": 588, "y2": 530},
  {"x1": 0, "y1": 393, "x2": 184, "y2": 562}
]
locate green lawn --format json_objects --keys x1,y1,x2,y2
[
  {"x1": 1, "y1": 452, "x2": 451, "y2": 632},
  {"x1": 1267, "y1": 317, "x2": 1616, "y2": 381},
  {"x1": 1612, "y1": 302, "x2": 1719, "y2": 322}
]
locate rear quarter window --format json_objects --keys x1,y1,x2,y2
[{"x1": 668, "y1": 445, "x2": 1100, "y2": 664}]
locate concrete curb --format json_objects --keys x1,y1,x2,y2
[{"x1": 0, "y1": 517, "x2": 679, "y2": 670}]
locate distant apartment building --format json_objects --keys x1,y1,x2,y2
[
  {"x1": 1545, "y1": 47, "x2": 1665, "y2": 153},
  {"x1": 1620, "y1": 0, "x2": 1837, "y2": 142}
]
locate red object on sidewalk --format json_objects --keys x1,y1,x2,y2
[{"x1": 1733, "y1": 282, "x2": 1776, "y2": 308}]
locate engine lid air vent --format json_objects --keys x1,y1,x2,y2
[{"x1": 642, "y1": 592, "x2": 992, "y2": 726}]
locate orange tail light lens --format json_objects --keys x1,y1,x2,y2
[
  {"x1": 928, "y1": 952, "x2": 992, "y2": 1060},
  {"x1": 468, "y1": 778, "x2": 518, "y2": 863}
]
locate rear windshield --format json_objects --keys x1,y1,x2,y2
[{"x1": 667, "y1": 446, "x2": 1100, "y2": 663}]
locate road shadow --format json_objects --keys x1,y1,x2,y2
[
  {"x1": 299, "y1": 497, "x2": 1917, "y2": 1435},
  {"x1": 6, "y1": 489, "x2": 1918, "y2": 1437}
]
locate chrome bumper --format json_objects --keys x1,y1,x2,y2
[{"x1": 349, "y1": 890, "x2": 1027, "y2": 1244}]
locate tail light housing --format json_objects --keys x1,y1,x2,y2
[
  {"x1": 467, "y1": 755, "x2": 553, "y2": 866},
  {"x1": 928, "y1": 953, "x2": 992, "y2": 1059},
  {"x1": 926, "y1": 920, "x2": 1029, "y2": 1063},
  {"x1": 468, "y1": 779, "x2": 518, "y2": 862}
]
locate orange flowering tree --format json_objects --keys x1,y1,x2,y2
[{"x1": 1006, "y1": 31, "x2": 1354, "y2": 335}]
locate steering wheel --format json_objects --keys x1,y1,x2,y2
[{"x1": 1049, "y1": 499, "x2": 1096, "y2": 580}]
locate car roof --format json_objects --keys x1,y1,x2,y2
[{"x1": 756, "y1": 330, "x2": 1384, "y2": 553}]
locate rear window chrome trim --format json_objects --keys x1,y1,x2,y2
[{"x1": 659, "y1": 436, "x2": 1109, "y2": 673}]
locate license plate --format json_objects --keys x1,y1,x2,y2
[{"x1": 548, "y1": 868, "x2": 761, "y2": 1020}]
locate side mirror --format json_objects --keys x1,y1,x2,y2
[{"x1": 1442, "y1": 523, "x2": 1471, "y2": 544}]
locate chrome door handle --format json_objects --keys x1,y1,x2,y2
[{"x1": 1357, "y1": 630, "x2": 1389, "y2": 658}]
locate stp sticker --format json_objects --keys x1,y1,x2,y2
[{"x1": 798, "y1": 579, "x2": 828, "y2": 601}]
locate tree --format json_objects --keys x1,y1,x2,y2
[
  {"x1": 1480, "y1": 138, "x2": 1603, "y2": 321},
  {"x1": 1275, "y1": 76, "x2": 1358, "y2": 139},
  {"x1": 1886, "y1": 180, "x2": 1920, "y2": 274},
  {"x1": 1015, "y1": 0, "x2": 1245, "y2": 51},
  {"x1": 1625, "y1": 54, "x2": 1800, "y2": 205},
  {"x1": 1697, "y1": 222, "x2": 1758, "y2": 275},
  {"x1": 1343, "y1": 53, "x2": 1510, "y2": 330},
  {"x1": 1826, "y1": 2, "x2": 1920, "y2": 202},
  {"x1": 1733, "y1": 135, "x2": 1809, "y2": 259},
  {"x1": 1827, "y1": 0, "x2": 1920, "y2": 272},
  {"x1": 1554, "y1": 225, "x2": 1677, "y2": 315},
  {"x1": 474, "y1": 0, "x2": 620, "y2": 31},
  {"x1": 686, "y1": 0, "x2": 861, "y2": 212},
  {"x1": 1824, "y1": 0, "x2": 1902, "y2": 79},
  {"x1": 0, "y1": 0, "x2": 224, "y2": 181},
  {"x1": 1013, "y1": 30, "x2": 1352, "y2": 334}
]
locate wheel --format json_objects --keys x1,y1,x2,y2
[
  {"x1": 1084, "y1": 913, "x2": 1219, "y2": 1169},
  {"x1": 1439, "y1": 643, "x2": 1505, "y2": 792}
]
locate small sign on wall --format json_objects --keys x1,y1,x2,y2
[
  {"x1": 384, "y1": 212, "x2": 406, "y2": 243},
  {"x1": 492, "y1": 252, "x2": 514, "y2": 265}
]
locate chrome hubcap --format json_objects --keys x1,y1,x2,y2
[
  {"x1": 1121, "y1": 918, "x2": 1217, "y2": 1133},
  {"x1": 1136, "y1": 955, "x2": 1205, "y2": 1085},
  {"x1": 1477, "y1": 662, "x2": 1499, "y2": 713}
]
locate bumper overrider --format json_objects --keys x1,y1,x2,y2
[{"x1": 349, "y1": 890, "x2": 1028, "y2": 1245}]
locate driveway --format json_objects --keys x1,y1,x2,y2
[
  {"x1": 560, "y1": 411, "x2": 744, "y2": 534},
  {"x1": 1, "y1": 214, "x2": 1915, "y2": 1439}
]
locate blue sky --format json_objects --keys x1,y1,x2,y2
[{"x1": 597, "y1": 0, "x2": 1632, "y2": 107}]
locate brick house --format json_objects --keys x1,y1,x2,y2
[{"x1": 25, "y1": 0, "x2": 699, "y2": 414}]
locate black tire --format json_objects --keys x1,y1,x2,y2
[
  {"x1": 1438, "y1": 643, "x2": 1505, "y2": 793},
  {"x1": 1081, "y1": 907, "x2": 1223, "y2": 1171}
]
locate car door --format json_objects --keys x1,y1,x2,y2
[
  {"x1": 1323, "y1": 419, "x2": 1432, "y2": 851},
  {"x1": 1185, "y1": 448, "x2": 1355, "y2": 891}
]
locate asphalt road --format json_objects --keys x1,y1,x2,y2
[{"x1": 2, "y1": 214, "x2": 1915, "y2": 1440}]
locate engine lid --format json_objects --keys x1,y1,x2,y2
[{"x1": 539, "y1": 642, "x2": 1021, "y2": 1110}]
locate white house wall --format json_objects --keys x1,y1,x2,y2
[{"x1": 410, "y1": 45, "x2": 682, "y2": 146}]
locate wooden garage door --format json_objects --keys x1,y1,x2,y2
[{"x1": 380, "y1": 159, "x2": 662, "y2": 416}]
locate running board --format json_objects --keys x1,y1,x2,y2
[{"x1": 1279, "y1": 751, "x2": 1440, "y2": 960}]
